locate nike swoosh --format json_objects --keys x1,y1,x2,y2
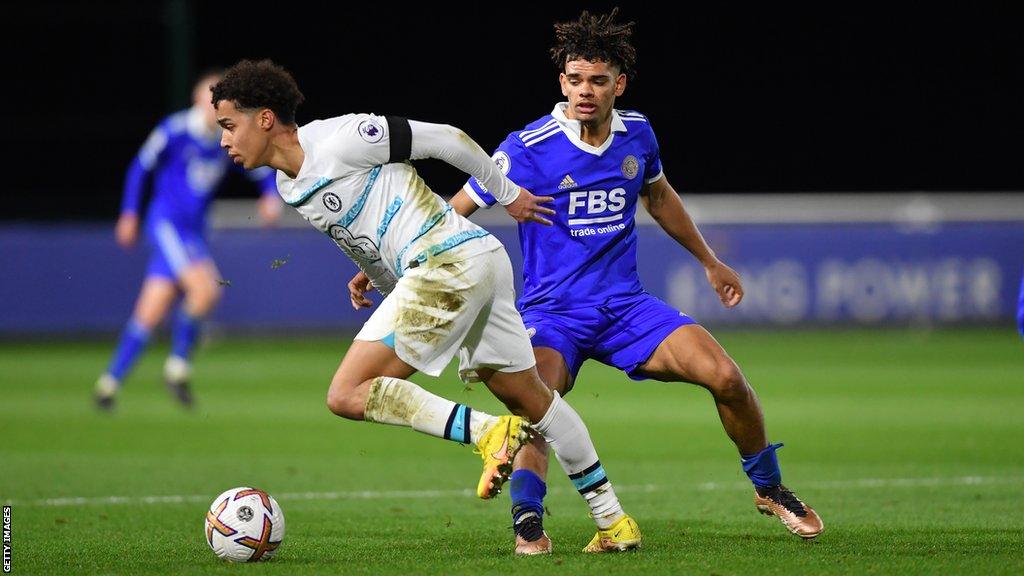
[{"x1": 491, "y1": 428, "x2": 510, "y2": 461}]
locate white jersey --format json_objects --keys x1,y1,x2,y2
[{"x1": 275, "y1": 114, "x2": 501, "y2": 295}]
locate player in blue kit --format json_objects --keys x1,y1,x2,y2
[
  {"x1": 349, "y1": 9, "x2": 824, "y2": 552},
  {"x1": 94, "y1": 71, "x2": 280, "y2": 411},
  {"x1": 1018, "y1": 271, "x2": 1024, "y2": 337}
]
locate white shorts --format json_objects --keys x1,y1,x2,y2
[{"x1": 355, "y1": 247, "x2": 536, "y2": 381}]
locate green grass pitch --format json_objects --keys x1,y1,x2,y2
[{"x1": 1, "y1": 329, "x2": 1022, "y2": 574}]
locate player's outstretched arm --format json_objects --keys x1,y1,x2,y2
[
  {"x1": 502, "y1": 188, "x2": 555, "y2": 225},
  {"x1": 453, "y1": 186, "x2": 554, "y2": 225},
  {"x1": 407, "y1": 122, "x2": 553, "y2": 225},
  {"x1": 640, "y1": 176, "x2": 743, "y2": 307}
]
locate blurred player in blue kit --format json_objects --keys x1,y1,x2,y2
[
  {"x1": 1018, "y1": 270, "x2": 1023, "y2": 337},
  {"x1": 94, "y1": 71, "x2": 280, "y2": 410},
  {"x1": 351, "y1": 9, "x2": 823, "y2": 553}
]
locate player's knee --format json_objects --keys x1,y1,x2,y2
[
  {"x1": 325, "y1": 386, "x2": 361, "y2": 419},
  {"x1": 132, "y1": 311, "x2": 164, "y2": 330},
  {"x1": 711, "y1": 360, "x2": 750, "y2": 403},
  {"x1": 203, "y1": 282, "x2": 223, "y2": 310},
  {"x1": 187, "y1": 283, "x2": 221, "y2": 317}
]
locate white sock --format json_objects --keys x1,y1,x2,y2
[
  {"x1": 363, "y1": 377, "x2": 497, "y2": 444},
  {"x1": 164, "y1": 355, "x2": 191, "y2": 384},
  {"x1": 533, "y1": 392, "x2": 625, "y2": 529},
  {"x1": 95, "y1": 373, "x2": 119, "y2": 397}
]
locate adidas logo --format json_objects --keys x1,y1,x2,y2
[{"x1": 558, "y1": 174, "x2": 578, "y2": 190}]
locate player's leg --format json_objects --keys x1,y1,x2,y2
[
  {"x1": 163, "y1": 254, "x2": 222, "y2": 407},
  {"x1": 505, "y1": 348, "x2": 570, "y2": 553},
  {"x1": 177, "y1": 258, "x2": 223, "y2": 319},
  {"x1": 325, "y1": 339, "x2": 417, "y2": 420},
  {"x1": 140, "y1": 221, "x2": 222, "y2": 406},
  {"x1": 325, "y1": 270, "x2": 533, "y2": 499},
  {"x1": 479, "y1": 365, "x2": 640, "y2": 552},
  {"x1": 636, "y1": 321, "x2": 823, "y2": 538},
  {"x1": 465, "y1": 249, "x2": 639, "y2": 553},
  {"x1": 640, "y1": 324, "x2": 766, "y2": 454},
  {"x1": 94, "y1": 257, "x2": 179, "y2": 410},
  {"x1": 503, "y1": 325, "x2": 579, "y2": 552}
]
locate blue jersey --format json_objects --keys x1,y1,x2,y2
[
  {"x1": 122, "y1": 108, "x2": 276, "y2": 232},
  {"x1": 464, "y1": 103, "x2": 664, "y2": 312}
]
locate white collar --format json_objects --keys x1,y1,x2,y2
[
  {"x1": 550, "y1": 102, "x2": 627, "y2": 156},
  {"x1": 186, "y1": 107, "x2": 218, "y2": 142}
]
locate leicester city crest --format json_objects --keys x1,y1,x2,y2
[{"x1": 621, "y1": 155, "x2": 639, "y2": 179}]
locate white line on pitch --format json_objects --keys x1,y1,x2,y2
[{"x1": 4, "y1": 475, "x2": 1021, "y2": 508}]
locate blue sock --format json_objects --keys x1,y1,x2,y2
[
  {"x1": 509, "y1": 469, "x2": 546, "y2": 524},
  {"x1": 171, "y1": 308, "x2": 201, "y2": 360},
  {"x1": 741, "y1": 442, "x2": 784, "y2": 488},
  {"x1": 107, "y1": 319, "x2": 151, "y2": 382}
]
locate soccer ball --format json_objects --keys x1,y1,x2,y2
[{"x1": 204, "y1": 487, "x2": 285, "y2": 562}]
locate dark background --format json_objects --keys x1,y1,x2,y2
[{"x1": 6, "y1": 2, "x2": 1023, "y2": 221}]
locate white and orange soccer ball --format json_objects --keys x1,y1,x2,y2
[{"x1": 204, "y1": 487, "x2": 285, "y2": 562}]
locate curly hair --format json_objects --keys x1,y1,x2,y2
[
  {"x1": 550, "y1": 8, "x2": 637, "y2": 78},
  {"x1": 211, "y1": 59, "x2": 305, "y2": 125}
]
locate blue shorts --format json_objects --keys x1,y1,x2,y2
[
  {"x1": 145, "y1": 220, "x2": 212, "y2": 280},
  {"x1": 520, "y1": 293, "x2": 697, "y2": 384}
]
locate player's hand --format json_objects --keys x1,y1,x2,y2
[
  {"x1": 258, "y1": 194, "x2": 283, "y2": 226},
  {"x1": 348, "y1": 270, "x2": 375, "y2": 310},
  {"x1": 503, "y1": 187, "x2": 555, "y2": 225},
  {"x1": 115, "y1": 213, "x2": 139, "y2": 249},
  {"x1": 705, "y1": 260, "x2": 744, "y2": 307}
]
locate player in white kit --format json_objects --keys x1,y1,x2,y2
[{"x1": 211, "y1": 60, "x2": 639, "y2": 550}]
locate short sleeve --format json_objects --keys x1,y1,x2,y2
[{"x1": 643, "y1": 122, "x2": 664, "y2": 184}]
